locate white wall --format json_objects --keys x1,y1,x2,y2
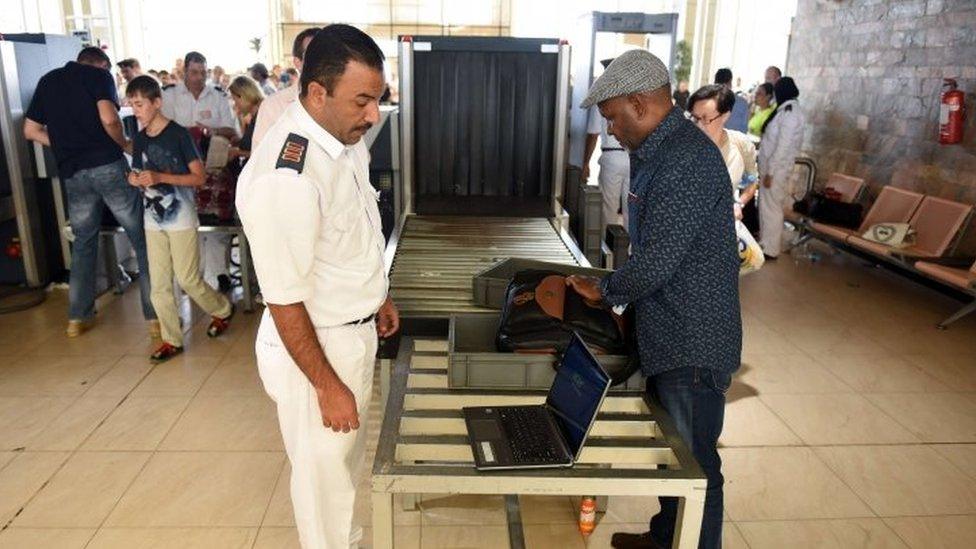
[
  {"x1": 708, "y1": 0, "x2": 797, "y2": 90},
  {"x1": 0, "y1": 0, "x2": 65, "y2": 34}
]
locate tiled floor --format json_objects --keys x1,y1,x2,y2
[{"x1": 0, "y1": 243, "x2": 975, "y2": 548}]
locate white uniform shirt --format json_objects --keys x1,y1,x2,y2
[
  {"x1": 236, "y1": 101, "x2": 388, "y2": 330},
  {"x1": 758, "y1": 99, "x2": 804, "y2": 184},
  {"x1": 161, "y1": 81, "x2": 236, "y2": 131},
  {"x1": 252, "y1": 84, "x2": 298, "y2": 149},
  {"x1": 587, "y1": 106, "x2": 626, "y2": 164}
]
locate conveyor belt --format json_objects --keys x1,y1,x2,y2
[{"x1": 388, "y1": 215, "x2": 583, "y2": 316}]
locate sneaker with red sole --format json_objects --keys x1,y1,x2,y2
[
  {"x1": 150, "y1": 342, "x2": 183, "y2": 363},
  {"x1": 207, "y1": 303, "x2": 235, "y2": 338}
]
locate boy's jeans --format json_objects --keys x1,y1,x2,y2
[
  {"x1": 648, "y1": 366, "x2": 731, "y2": 549},
  {"x1": 64, "y1": 159, "x2": 155, "y2": 321}
]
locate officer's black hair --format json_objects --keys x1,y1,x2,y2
[
  {"x1": 184, "y1": 51, "x2": 207, "y2": 68},
  {"x1": 117, "y1": 58, "x2": 140, "y2": 70},
  {"x1": 77, "y1": 46, "x2": 111, "y2": 68},
  {"x1": 300, "y1": 24, "x2": 384, "y2": 97},
  {"x1": 293, "y1": 27, "x2": 320, "y2": 61},
  {"x1": 126, "y1": 75, "x2": 162, "y2": 101},
  {"x1": 250, "y1": 62, "x2": 270, "y2": 81},
  {"x1": 714, "y1": 68, "x2": 733, "y2": 86},
  {"x1": 687, "y1": 84, "x2": 735, "y2": 115}
]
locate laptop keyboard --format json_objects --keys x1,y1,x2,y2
[{"x1": 498, "y1": 407, "x2": 564, "y2": 464}]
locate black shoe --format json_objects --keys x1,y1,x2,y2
[
  {"x1": 611, "y1": 531, "x2": 665, "y2": 549},
  {"x1": 763, "y1": 253, "x2": 778, "y2": 261},
  {"x1": 217, "y1": 274, "x2": 233, "y2": 293}
]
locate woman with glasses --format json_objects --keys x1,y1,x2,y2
[{"x1": 687, "y1": 84, "x2": 759, "y2": 223}]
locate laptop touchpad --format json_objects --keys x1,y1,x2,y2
[{"x1": 470, "y1": 419, "x2": 503, "y2": 439}]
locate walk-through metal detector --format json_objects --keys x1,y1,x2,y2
[{"x1": 568, "y1": 12, "x2": 680, "y2": 170}]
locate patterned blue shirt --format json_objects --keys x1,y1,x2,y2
[{"x1": 601, "y1": 107, "x2": 742, "y2": 377}]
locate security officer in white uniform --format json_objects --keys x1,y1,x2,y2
[
  {"x1": 583, "y1": 58, "x2": 631, "y2": 234},
  {"x1": 235, "y1": 25, "x2": 398, "y2": 549},
  {"x1": 162, "y1": 51, "x2": 238, "y2": 290}
]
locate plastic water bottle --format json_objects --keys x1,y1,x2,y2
[{"x1": 578, "y1": 496, "x2": 596, "y2": 538}]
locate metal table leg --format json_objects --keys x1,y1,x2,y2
[
  {"x1": 673, "y1": 492, "x2": 705, "y2": 549},
  {"x1": 237, "y1": 230, "x2": 254, "y2": 312},
  {"x1": 372, "y1": 491, "x2": 395, "y2": 548},
  {"x1": 505, "y1": 495, "x2": 526, "y2": 549}
]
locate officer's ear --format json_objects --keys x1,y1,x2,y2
[{"x1": 305, "y1": 79, "x2": 329, "y2": 106}]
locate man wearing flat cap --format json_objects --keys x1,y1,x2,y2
[{"x1": 567, "y1": 50, "x2": 741, "y2": 549}]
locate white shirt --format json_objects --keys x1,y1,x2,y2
[
  {"x1": 758, "y1": 99, "x2": 804, "y2": 184},
  {"x1": 586, "y1": 106, "x2": 626, "y2": 165},
  {"x1": 252, "y1": 84, "x2": 298, "y2": 149},
  {"x1": 236, "y1": 101, "x2": 388, "y2": 330},
  {"x1": 161, "y1": 81, "x2": 236, "y2": 131},
  {"x1": 720, "y1": 129, "x2": 759, "y2": 194}
]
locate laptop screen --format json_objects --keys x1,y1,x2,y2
[{"x1": 546, "y1": 333, "x2": 611, "y2": 459}]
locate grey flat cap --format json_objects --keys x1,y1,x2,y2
[{"x1": 581, "y1": 49, "x2": 670, "y2": 108}]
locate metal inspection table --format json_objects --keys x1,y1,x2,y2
[
  {"x1": 371, "y1": 337, "x2": 707, "y2": 549},
  {"x1": 386, "y1": 215, "x2": 586, "y2": 317},
  {"x1": 98, "y1": 223, "x2": 255, "y2": 313}
]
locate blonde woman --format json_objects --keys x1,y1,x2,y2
[{"x1": 228, "y1": 75, "x2": 264, "y2": 162}]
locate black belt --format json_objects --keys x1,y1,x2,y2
[
  {"x1": 344, "y1": 313, "x2": 375, "y2": 326},
  {"x1": 602, "y1": 147, "x2": 625, "y2": 152}
]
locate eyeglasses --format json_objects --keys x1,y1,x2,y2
[{"x1": 686, "y1": 111, "x2": 723, "y2": 126}]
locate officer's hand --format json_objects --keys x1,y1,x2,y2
[
  {"x1": 377, "y1": 297, "x2": 400, "y2": 338},
  {"x1": 315, "y1": 381, "x2": 359, "y2": 433},
  {"x1": 566, "y1": 275, "x2": 602, "y2": 303}
]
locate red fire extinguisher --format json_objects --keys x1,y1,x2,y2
[{"x1": 939, "y1": 78, "x2": 965, "y2": 145}]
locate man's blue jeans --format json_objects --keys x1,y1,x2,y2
[
  {"x1": 648, "y1": 366, "x2": 730, "y2": 549},
  {"x1": 64, "y1": 159, "x2": 155, "y2": 321}
]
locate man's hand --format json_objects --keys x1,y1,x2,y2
[
  {"x1": 377, "y1": 297, "x2": 400, "y2": 338},
  {"x1": 314, "y1": 380, "x2": 359, "y2": 433},
  {"x1": 582, "y1": 164, "x2": 591, "y2": 182},
  {"x1": 127, "y1": 171, "x2": 141, "y2": 187},
  {"x1": 734, "y1": 203, "x2": 743, "y2": 220},
  {"x1": 566, "y1": 275, "x2": 603, "y2": 305},
  {"x1": 762, "y1": 175, "x2": 772, "y2": 189},
  {"x1": 136, "y1": 171, "x2": 163, "y2": 187}
]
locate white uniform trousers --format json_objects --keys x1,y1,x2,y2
[
  {"x1": 598, "y1": 152, "x2": 630, "y2": 233},
  {"x1": 256, "y1": 313, "x2": 377, "y2": 549},
  {"x1": 759, "y1": 177, "x2": 789, "y2": 257}
]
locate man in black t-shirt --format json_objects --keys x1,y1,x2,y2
[{"x1": 24, "y1": 47, "x2": 157, "y2": 338}]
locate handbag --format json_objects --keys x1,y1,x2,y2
[
  {"x1": 861, "y1": 223, "x2": 915, "y2": 248},
  {"x1": 496, "y1": 270, "x2": 637, "y2": 385},
  {"x1": 793, "y1": 190, "x2": 863, "y2": 229},
  {"x1": 736, "y1": 220, "x2": 764, "y2": 276}
]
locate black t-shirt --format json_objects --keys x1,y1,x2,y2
[
  {"x1": 131, "y1": 121, "x2": 201, "y2": 231},
  {"x1": 26, "y1": 61, "x2": 123, "y2": 179}
]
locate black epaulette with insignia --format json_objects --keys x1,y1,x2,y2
[
  {"x1": 276, "y1": 133, "x2": 309, "y2": 173},
  {"x1": 162, "y1": 83, "x2": 175, "y2": 90},
  {"x1": 213, "y1": 85, "x2": 226, "y2": 95},
  {"x1": 785, "y1": 105, "x2": 792, "y2": 112}
]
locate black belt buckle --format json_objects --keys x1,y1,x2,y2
[{"x1": 345, "y1": 313, "x2": 376, "y2": 326}]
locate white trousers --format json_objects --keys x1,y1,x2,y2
[
  {"x1": 256, "y1": 312, "x2": 377, "y2": 549},
  {"x1": 759, "y1": 176, "x2": 789, "y2": 257},
  {"x1": 599, "y1": 153, "x2": 630, "y2": 234}
]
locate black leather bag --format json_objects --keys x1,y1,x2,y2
[
  {"x1": 496, "y1": 270, "x2": 637, "y2": 384},
  {"x1": 793, "y1": 191, "x2": 863, "y2": 229}
]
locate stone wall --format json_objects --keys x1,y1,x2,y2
[{"x1": 787, "y1": 0, "x2": 976, "y2": 253}]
